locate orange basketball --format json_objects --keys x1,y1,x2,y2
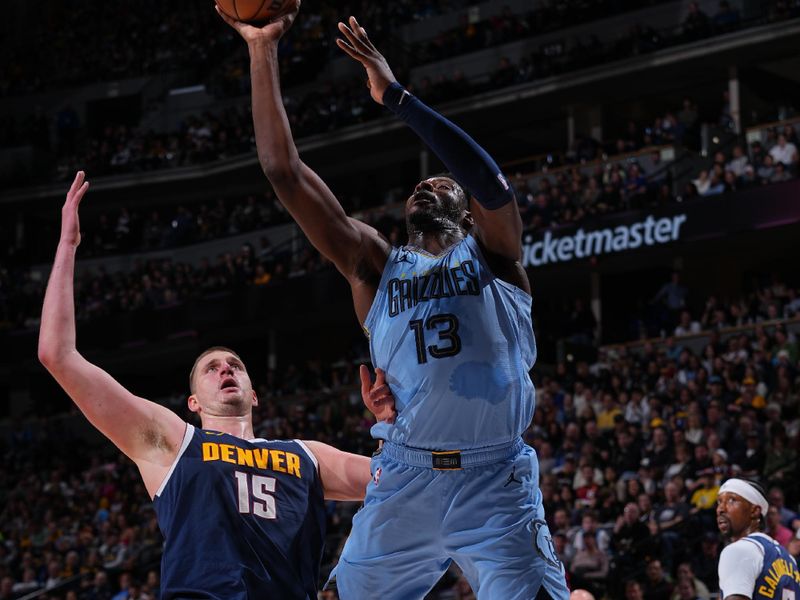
[{"x1": 216, "y1": 0, "x2": 293, "y2": 23}]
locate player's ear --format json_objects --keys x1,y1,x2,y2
[
  {"x1": 187, "y1": 394, "x2": 201, "y2": 414},
  {"x1": 461, "y1": 208, "x2": 474, "y2": 232},
  {"x1": 251, "y1": 389, "x2": 259, "y2": 407}
]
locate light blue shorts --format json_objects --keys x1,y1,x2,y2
[{"x1": 329, "y1": 439, "x2": 570, "y2": 599}]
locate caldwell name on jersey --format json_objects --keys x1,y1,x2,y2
[
  {"x1": 365, "y1": 234, "x2": 535, "y2": 450},
  {"x1": 719, "y1": 532, "x2": 800, "y2": 599},
  {"x1": 153, "y1": 425, "x2": 325, "y2": 599}
]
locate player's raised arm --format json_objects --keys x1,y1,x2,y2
[
  {"x1": 38, "y1": 172, "x2": 186, "y2": 496},
  {"x1": 337, "y1": 17, "x2": 526, "y2": 278},
  {"x1": 215, "y1": 4, "x2": 389, "y2": 286}
]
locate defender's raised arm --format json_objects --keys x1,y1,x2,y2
[{"x1": 38, "y1": 172, "x2": 185, "y2": 497}]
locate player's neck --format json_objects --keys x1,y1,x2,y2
[
  {"x1": 200, "y1": 415, "x2": 256, "y2": 440},
  {"x1": 731, "y1": 525, "x2": 760, "y2": 542},
  {"x1": 407, "y1": 228, "x2": 466, "y2": 255}
]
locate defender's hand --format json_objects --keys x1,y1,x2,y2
[
  {"x1": 61, "y1": 171, "x2": 89, "y2": 247},
  {"x1": 215, "y1": 0, "x2": 300, "y2": 45},
  {"x1": 336, "y1": 16, "x2": 396, "y2": 105},
  {"x1": 360, "y1": 365, "x2": 396, "y2": 423}
]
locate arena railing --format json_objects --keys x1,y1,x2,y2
[
  {"x1": 744, "y1": 115, "x2": 800, "y2": 148},
  {"x1": 600, "y1": 316, "x2": 800, "y2": 358}
]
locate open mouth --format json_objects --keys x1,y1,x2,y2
[
  {"x1": 413, "y1": 191, "x2": 436, "y2": 205},
  {"x1": 220, "y1": 378, "x2": 238, "y2": 390}
]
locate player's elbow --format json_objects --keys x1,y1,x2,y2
[
  {"x1": 259, "y1": 154, "x2": 302, "y2": 186},
  {"x1": 37, "y1": 339, "x2": 72, "y2": 373},
  {"x1": 38, "y1": 344, "x2": 60, "y2": 372}
]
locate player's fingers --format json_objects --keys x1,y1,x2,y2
[
  {"x1": 214, "y1": 4, "x2": 231, "y2": 23},
  {"x1": 339, "y1": 20, "x2": 371, "y2": 54},
  {"x1": 214, "y1": 4, "x2": 243, "y2": 30},
  {"x1": 374, "y1": 367, "x2": 386, "y2": 384},
  {"x1": 75, "y1": 181, "x2": 90, "y2": 205},
  {"x1": 350, "y1": 17, "x2": 372, "y2": 46},
  {"x1": 337, "y1": 22, "x2": 363, "y2": 50},
  {"x1": 359, "y1": 364, "x2": 372, "y2": 399},
  {"x1": 67, "y1": 171, "x2": 85, "y2": 199},
  {"x1": 335, "y1": 38, "x2": 364, "y2": 61},
  {"x1": 373, "y1": 399, "x2": 392, "y2": 413},
  {"x1": 369, "y1": 383, "x2": 389, "y2": 400}
]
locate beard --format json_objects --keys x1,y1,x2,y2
[{"x1": 406, "y1": 204, "x2": 463, "y2": 235}]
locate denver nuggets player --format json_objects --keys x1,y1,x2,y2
[
  {"x1": 716, "y1": 479, "x2": 800, "y2": 600},
  {"x1": 219, "y1": 4, "x2": 570, "y2": 598},
  {"x1": 39, "y1": 172, "x2": 379, "y2": 599}
]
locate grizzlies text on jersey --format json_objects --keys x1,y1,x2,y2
[
  {"x1": 153, "y1": 425, "x2": 325, "y2": 599},
  {"x1": 364, "y1": 234, "x2": 536, "y2": 449}
]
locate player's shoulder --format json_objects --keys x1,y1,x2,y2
[{"x1": 721, "y1": 534, "x2": 767, "y2": 563}]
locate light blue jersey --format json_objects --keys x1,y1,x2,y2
[
  {"x1": 332, "y1": 234, "x2": 570, "y2": 599},
  {"x1": 364, "y1": 234, "x2": 536, "y2": 450}
]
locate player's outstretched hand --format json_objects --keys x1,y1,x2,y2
[
  {"x1": 336, "y1": 16, "x2": 397, "y2": 105},
  {"x1": 61, "y1": 171, "x2": 89, "y2": 247},
  {"x1": 214, "y1": 0, "x2": 300, "y2": 44},
  {"x1": 360, "y1": 365, "x2": 396, "y2": 423}
]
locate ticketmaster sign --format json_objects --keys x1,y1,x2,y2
[
  {"x1": 519, "y1": 179, "x2": 800, "y2": 268},
  {"x1": 522, "y1": 214, "x2": 687, "y2": 267}
]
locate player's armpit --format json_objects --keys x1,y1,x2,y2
[
  {"x1": 301, "y1": 440, "x2": 371, "y2": 501},
  {"x1": 470, "y1": 199, "x2": 524, "y2": 262},
  {"x1": 39, "y1": 351, "x2": 186, "y2": 470},
  {"x1": 472, "y1": 221, "x2": 531, "y2": 295}
]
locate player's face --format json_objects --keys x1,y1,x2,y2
[
  {"x1": 716, "y1": 491, "x2": 756, "y2": 538},
  {"x1": 405, "y1": 177, "x2": 467, "y2": 233},
  {"x1": 190, "y1": 351, "x2": 256, "y2": 416}
]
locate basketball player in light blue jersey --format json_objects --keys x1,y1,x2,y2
[{"x1": 220, "y1": 4, "x2": 570, "y2": 598}]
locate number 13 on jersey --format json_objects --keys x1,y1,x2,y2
[{"x1": 409, "y1": 313, "x2": 462, "y2": 364}]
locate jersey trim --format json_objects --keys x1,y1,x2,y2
[
  {"x1": 294, "y1": 439, "x2": 320, "y2": 473},
  {"x1": 154, "y1": 423, "x2": 194, "y2": 498},
  {"x1": 742, "y1": 534, "x2": 768, "y2": 557},
  {"x1": 465, "y1": 234, "x2": 532, "y2": 301}
]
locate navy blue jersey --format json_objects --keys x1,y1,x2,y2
[
  {"x1": 152, "y1": 425, "x2": 326, "y2": 599},
  {"x1": 749, "y1": 534, "x2": 800, "y2": 599}
]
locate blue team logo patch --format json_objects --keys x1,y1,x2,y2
[{"x1": 532, "y1": 520, "x2": 562, "y2": 569}]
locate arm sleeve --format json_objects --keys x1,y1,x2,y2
[
  {"x1": 718, "y1": 540, "x2": 763, "y2": 599},
  {"x1": 382, "y1": 82, "x2": 514, "y2": 210}
]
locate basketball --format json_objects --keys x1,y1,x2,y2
[{"x1": 216, "y1": 0, "x2": 293, "y2": 23}]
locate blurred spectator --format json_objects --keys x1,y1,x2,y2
[
  {"x1": 682, "y1": 2, "x2": 711, "y2": 40},
  {"x1": 671, "y1": 562, "x2": 711, "y2": 600},
  {"x1": 643, "y1": 559, "x2": 674, "y2": 600},
  {"x1": 766, "y1": 505, "x2": 795, "y2": 548},
  {"x1": 569, "y1": 533, "x2": 608, "y2": 597},
  {"x1": 769, "y1": 134, "x2": 799, "y2": 167}
]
